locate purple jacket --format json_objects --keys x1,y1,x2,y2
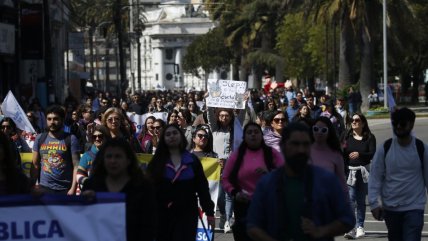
[{"x1": 263, "y1": 129, "x2": 281, "y2": 153}]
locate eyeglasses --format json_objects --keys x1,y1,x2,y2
[
  {"x1": 107, "y1": 117, "x2": 121, "y2": 123},
  {"x1": 197, "y1": 133, "x2": 209, "y2": 139},
  {"x1": 92, "y1": 134, "x2": 104, "y2": 140},
  {"x1": 352, "y1": 118, "x2": 361, "y2": 123},
  {"x1": 273, "y1": 118, "x2": 286, "y2": 123},
  {"x1": 312, "y1": 126, "x2": 328, "y2": 134},
  {"x1": 153, "y1": 126, "x2": 162, "y2": 130}
]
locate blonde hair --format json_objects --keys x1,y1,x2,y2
[{"x1": 101, "y1": 107, "x2": 125, "y2": 126}]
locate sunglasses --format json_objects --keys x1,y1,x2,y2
[
  {"x1": 273, "y1": 118, "x2": 286, "y2": 123},
  {"x1": 197, "y1": 133, "x2": 209, "y2": 139},
  {"x1": 92, "y1": 134, "x2": 104, "y2": 140},
  {"x1": 312, "y1": 126, "x2": 328, "y2": 134},
  {"x1": 102, "y1": 101, "x2": 108, "y2": 104},
  {"x1": 153, "y1": 126, "x2": 162, "y2": 130},
  {"x1": 107, "y1": 117, "x2": 121, "y2": 123},
  {"x1": 352, "y1": 118, "x2": 361, "y2": 123}
]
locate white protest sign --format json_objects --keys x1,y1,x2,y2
[
  {"x1": 127, "y1": 112, "x2": 168, "y2": 133},
  {"x1": 0, "y1": 193, "x2": 126, "y2": 241},
  {"x1": 206, "y1": 80, "x2": 247, "y2": 109}
]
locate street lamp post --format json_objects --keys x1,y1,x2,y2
[{"x1": 383, "y1": 0, "x2": 388, "y2": 108}]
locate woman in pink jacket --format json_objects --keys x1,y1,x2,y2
[{"x1": 222, "y1": 122, "x2": 284, "y2": 241}]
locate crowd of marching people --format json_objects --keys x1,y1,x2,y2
[{"x1": 0, "y1": 83, "x2": 427, "y2": 241}]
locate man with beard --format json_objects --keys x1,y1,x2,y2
[
  {"x1": 30, "y1": 105, "x2": 81, "y2": 194},
  {"x1": 247, "y1": 122, "x2": 354, "y2": 241},
  {"x1": 369, "y1": 108, "x2": 428, "y2": 241}
]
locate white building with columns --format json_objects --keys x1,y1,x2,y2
[{"x1": 129, "y1": 0, "x2": 215, "y2": 91}]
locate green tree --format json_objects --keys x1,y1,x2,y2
[{"x1": 182, "y1": 27, "x2": 233, "y2": 90}]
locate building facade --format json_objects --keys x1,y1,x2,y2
[{"x1": 130, "y1": 0, "x2": 215, "y2": 91}]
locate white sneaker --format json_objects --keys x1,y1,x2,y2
[
  {"x1": 356, "y1": 227, "x2": 365, "y2": 238},
  {"x1": 344, "y1": 228, "x2": 356, "y2": 239},
  {"x1": 224, "y1": 221, "x2": 231, "y2": 233}
]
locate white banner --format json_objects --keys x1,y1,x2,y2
[
  {"x1": 206, "y1": 80, "x2": 247, "y2": 109},
  {"x1": 1, "y1": 91, "x2": 36, "y2": 133},
  {"x1": 127, "y1": 112, "x2": 168, "y2": 134},
  {"x1": 0, "y1": 193, "x2": 126, "y2": 241}
]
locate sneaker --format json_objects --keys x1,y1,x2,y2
[
  {"x1": 344, "y1": 229, "x2": 356, "y2": 239},
  {"x1": 224, "y1": 221, "x2": 231, "y2": 233},
  {"x1": 356, "y1": 227, "x2": 365, "y2": 238}
]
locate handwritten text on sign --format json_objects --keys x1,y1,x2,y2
[{"x1": 206, "y1": 80, "x2": 247, "y2": 109}]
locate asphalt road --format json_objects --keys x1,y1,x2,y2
[{"x1": 214, "y1": 117, "x2": 428, "y2": 241}]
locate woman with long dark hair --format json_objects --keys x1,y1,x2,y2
[
  {"x1": 81, "y1": 139, "x2": 157, "y2": 241},
  {"x1": 342, "y1": 113, "x2": 376, "y2": 239},
  {"x1": 263, "y1": 111, "x2": 288, "y2": 153},
  {"x1": 138, "y1": 116, "x2": 156, "y2": 153},
  {"x1": 310, "y1": 116, "x2": 346, "y2": 191},
  {"x1": 0, "y1": 132, "x2": 30, "y2": 194},
  {"x1": 146, "y1": 124, "x2": 215, "y2": 241},
  {"x1": 222, "y1": 122, "x2": 284, "y2": 241}
]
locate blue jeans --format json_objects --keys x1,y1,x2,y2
[
  {"x1": 218, "y1": 183, "x2": 234, "y2": 222},
  {"x1": 384, "y1": 209, "x2": 424, "y2": 241},
  {"x1": 348, "y1": 170, "x2": 367, "y2": 228}
]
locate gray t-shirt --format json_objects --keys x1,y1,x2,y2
[{"x1": 33, "y1": 133, "x2": 81, "y2": 191}]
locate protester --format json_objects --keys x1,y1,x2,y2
[
  {"x1": 206, "y1": 107, "x2": 241, "y2": 232},
  {"x1": 26, "y1": 111, "x2": 42, "y2": 133},
  {"x1": 222, "y1": 122, "x2": 284, "y2": 241},
  {"x1": 191, "y1": 124, "x2": 217, "y2": 158},
  {"x1": 247, "y1": 122, "x2": 355, "y2": 241},
  {"x1": 147, "y1": 124, "x2": 215, "y2": 241},
  {"x1": 342, "y1": 113, "x2": 376, "y2": 239},
  {"x1": 101, "y1": 107, "x2": 142, "y2": 152},
  {"x1": 310, "y1": 116, "x2": 347, "y2": 191},
  {"x1": 369, "y1": 108, "x2": 428, "y2": 241},
  {"x1": 82, "y1": 139, "x2": 157, "y2": 241},
  {"x1": 320, "y1": 100, "x2": 345, "y2": 138},
  {"x1": 167, "y1": 110, "x2": 179, "y2": 125},
  {"x1": 291, "y1": 103, "x2": 313, "y2": 126},
  {"x1": 263, "y1": 111, "x2": 288, "y2": 153},
  {"x1": 77, "y1": 125, "x2": 110, "y2": 190},
  {"x1": 151, "y1": 119, "x2": 166, "y2": 154},
  {"x1": 0, "y1": 131, "x2": 30, "y2": 194},
  {"x1": 138, "y1": 116, "x2": 156, "y2": 153},
  {"x1": 306, "y1": 94, "x2": 322, "y2": 120},
  {"x1": 30, "y1": 105, "x2": 81, "y2": 194},
  {"x1": 177, "y1": 109, "x2": 193, "y2": 150},
  {"x1": 285, "y1": 98, "x2": 299, "y2": 122}
]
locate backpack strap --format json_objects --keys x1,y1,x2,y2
[
  {"x1": 415, "y1": 138, "x2": 425, "y2": 169},
  {"x1": 383, "y1": 138, "x2": 393, "y2": 161}
]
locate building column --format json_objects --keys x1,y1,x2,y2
[
  {"x1": 153, "y1": 48, "x2": 164, "y2": 88},
  {"x1": 175, "y1": 48, "x2": 182, "y2": 87}
]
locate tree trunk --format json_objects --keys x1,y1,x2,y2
[
  {"x1": 359, "y1": 1, "x2": 375, "y2": 113},
  {"x1": 338, "y1": 6, "x2": 355, "y2": 90},
  {"x1": 239, "y1": 54, "x2": 247, "y2": 82}
]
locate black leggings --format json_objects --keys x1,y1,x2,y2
[{"x1": 232, "y1": 201, "x2": 252, "y2": 241}]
